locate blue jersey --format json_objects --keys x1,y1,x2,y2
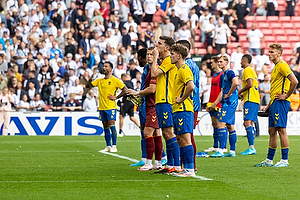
[
  {"x1": 185, "y1": 58, "x2": 201, "y2": 111},
  {"x1": 138, "y1": 63, "x2": 149, "y2": 113},
  {"x1": 221, "y1": 69, "x2": 238, "y2": 108}
]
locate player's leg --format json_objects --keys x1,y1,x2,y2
[
  {"x1": 107, "y1": 109, "x2": 117, "y2": 152},
  {"x1": 100, "y1": 110, "x2": 111, "y2": 151},
  {"x1": 129, "y1": 116, "x2": 140, "y2": 128},
  {"x1": 204, "y1": 115, "x2": 219, "y2": 152},
  {"x1": 138, "y1": 126, "x2": 155, "y2": 171},
  {"x1": 275, "y1": 127, "x2": 289, "y2": 167},
  {"x1": 153, "y1": 128, "x2": 163, "y2": 169},
  {"x1": 191, "y1": 111, "x2": 197, "y2": 171},
  {"x1": 224, "y1": 124, "x2": 237, "y2": 157},
  {"x1": 210, "y1": 120, "x2": 227, "y2": 157},
  {"x1": 118, "y1": 105, "x2": 125, "y2": 136},
  {"x1": 128, "y1": 103, "x2": 140, "y2": 128}
]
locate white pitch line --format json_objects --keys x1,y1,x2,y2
[
  {"x1": 98, "y1": 151, "x2": 212, "y2": 181},
  {"x1": 99, "y1": 150, "x2": 139, "y2": 163}
]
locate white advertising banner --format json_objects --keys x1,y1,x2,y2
[{"x1": 1, "y1": 111, "x2": 300, "y2": 136}]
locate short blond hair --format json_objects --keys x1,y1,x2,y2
[
  {"x1": 218, "y1": 55, "x2": 229, "y2": 62},
  {"x1": 269, "y1": 43, "x2": 283, "y2": 55}
]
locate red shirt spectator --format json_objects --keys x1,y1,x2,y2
[{"x1": 152, "y1": 3, "x2": 166, "y2": 23}]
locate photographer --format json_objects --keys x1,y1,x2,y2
[{"x1": 0, "y1": 87, "x2": 14, "y2": 136}]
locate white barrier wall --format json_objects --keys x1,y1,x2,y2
[{"x1": 1, "y1": 111, "x2": 300, "y2": 136}]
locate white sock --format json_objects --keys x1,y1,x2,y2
[
  {"x1": 266, "y1": 158, "x2": 273, "y2": 164},
  {"x1": 175, "y1": 166, "x2": 181, "y2": 171},
  {"x1": 187, "y1": 169, "x2": 194, "y2": 173},
  {"x1": 281, "y1": 159, "x2": 288, "y2": 164},
  {"x1": 141, "y1": 158, "x2": 146, "y2": 162},
  {"x1": 249, "y1": 145, "x2": 254, "y2": 149},
  {"x1": 146, "y1": 159, "x2": 152, "y2": 165},
  {"x1": 162, "y1": 156, "x2": 167, "y2": 160},
  {"x1": 155, "y1": 160, "x2": 162, "y2": 166},
  {"x1": 112, "y1": 145, "x2": 116, "y2": 148},
  {"x1": 230, "y1": 150, "x2": 235, "y2": 154},
  {"x1": 166, "y1": 165, "x2": 173, "y2": 169}
]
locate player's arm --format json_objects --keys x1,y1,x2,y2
[
  {"x1": 211, "y1": 89, "x2": 223, "y2": 110},
  {"x1": 238, "y1": 78, "x2": 253, "y2": 96},
  {"x1": 224, "y1": 77, "x2": 238, "y2": 99},
  {"x1": 151, "y1": 48, "x2": 164, "y2": 78},
  {"x1": 175, "y1": 81, "x2": 195, "y2": 103},
  {"x1": 276, "y1": 73, "x2": 298, "y2": 100},
  {"x1": 108, "y1": 85, "x2": 128, "y2": 100},
  {"x1": 127, "y1": 84, "x2": 156, "y2": 98}
]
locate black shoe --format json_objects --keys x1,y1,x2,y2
[{"x1": 154, "y1": 168, "x2": 169, "y2": 174}]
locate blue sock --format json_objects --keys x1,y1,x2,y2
[
  {"x1": 218, "y1": 128, "x2": 228, "y2": 149},
  {"x1": 104, "y1": 128, "x2": 111, "y2": 147},
  {"x1": 166, "y1": 140, "x2": 174, "y2": 166},
  {"x1": 281, "y1": 148, "x2": 289, "y2": 160},
  {"x1": 229, "y1": 130, "x2": 237, "y2": 151},
  {"x1": 183, "y1": 145, "x2": 194, "y2": 169},
  {"x1": 141, "y1": 130, "x2": 147, "y2": 159},
  {"x1": 110, "y1": 126, "x2": 117, "y2": 146},
  {"x1": 169, "y1": 137, "x2": 180, "y2": 167},
  {"x1": 246, "y1": 126, "x2": 255, "y2": 146},
  {"x1": 267, "y1": 147, "x2": 276, "y2": 161},
  {"x1": 213, "y1": 127, "x2": 218, "y2": 148},
  {"x1": 180, "y1": 147, "x2": 186, "y2": 168},
  {"x1": 162, "y1": 149, "x2": 166, "y2": 158}
]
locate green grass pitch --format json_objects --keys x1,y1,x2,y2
[{"x1": 0, "y1": 136, "x2": 300, "y2": 200}]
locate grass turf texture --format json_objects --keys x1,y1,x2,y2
[{"x1": 0, "y1": 136, "x2": 300, "y2": 200}]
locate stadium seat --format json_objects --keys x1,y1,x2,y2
[
  {"x1": 282, "y1": 49, "x2": 293, "y2": 56},
  {"x1": 255, "y1": 16, "x2": 266, "y2": 22},
  {"x1": 267, "y1": 16, "x2": 279, "y2": 22},
  {"x1": 270, "y1": 23, "x2": 282, "y2": 29},
  {"x1": 141, "y1": 22, "x2": 148, "y2": 28},
  {"x1": 279, "y1": 16, "x2": 291, "y2": 23},
  {"x1": 274, "y1": 29, "x2": 285, "y2": 36},
  {"x1": 227, "y1": 48, "x2": 232, "y2": 54},
  {"x1": 276, "y1": 36, "x2": 288, "y2": 42},
  {"x1": 257, "y1": 22, "x2": 269, "y2": 29},
  {"x1": 194, "y1": 42, "x2": 205, "y2": 48},
  {"x1": 280, "y1": 43, "x2": 291, "y2": 49},
  {"x1": 198, "y1": 48, "x2": 207, "y2": 55},
  {"x1": 242, "y1": 42, "x2": 249, "y2": 50},
  {"x1": 288, "y1": 36, "x2": 299, "y2": 42},
  {"x1": 285, "y1": 29, "x2": 298, "y2": 37},
  {"x1": 195, "y1": 35, "x2": 200, "y2": 41},
  {"x1": 291, "y1": 16, "x2": 300, "y2": 23},
  {"x1": 246, "y1": 16, "x2": 255, "y2": 22},
  {"x1": 264, "y1": 36, "x2": 276, "y2": 42},
  {"x1": 261, "y1": 29, "x2": 273, "y2": 36},
  {"x1": 282, "y1": 23, "x2": 294, "y2": 29},
  {"x1": 230, "y1": 42, "x2": 242, "y2": 49},
  {"x1": 237, "y1": 29, "x2": 248, "y2": 35}
]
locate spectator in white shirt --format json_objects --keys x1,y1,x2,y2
[
  {"x1": 17, "y1": 94, "x2": 30, "y2": 112},
  {"x1": 218, "y1": 47, "x2": 231, "y2": 68},
  {"x1": 213, "y1": 19, "x2": 231, "y2": 54},
  {"x1": 177, "y1": 23, "x2": 191, "y2": 43},
  {"x1": 19, "y1": 0, "x2": 29, "y2": 22},
  {"x1": 82, "y1": 90, "x2": 97, "y2": 112},
  {"x1": 198, "y1": 8, "x2": 211, "y2": 43},
  {"x1": 28, "y1": 9, "x2": 40, "y2": 29},
  {"x1": 216, "y1": 0, "x2": 228, "y2": 16},
  {"x1": 167, "y1": 0, "x2": 182, "y2": 18},
  {"x1": 124, "y1": 15, "x2": 138, "y2": 33},
  {"x1": 253, "y1": 48, "x2": 270, "y2": 73},
  {"x1": 179, "y1": 0, "x2": 192, "y2": 22},
  {"x1": 30, "y1": 93, "x2": 46, "y2": 111},
  {"x1": 230, "y1": 46, "x2": 244, "y2": 76},
  {"x1": 143, "y1": 0, "x2": 157, "y2": 23},
  {"x1": 72, "y1": 79, "x2": 84, "y2": 104},
  {"x1": 246, "y1": 23, "x2": 264, "y2": 56},
  {"x1": 85, "y1": 0, "x2": 100, "y2": 19},
  {"x1": 46, "y1": 20, "x2": 58, "y2": 38}
]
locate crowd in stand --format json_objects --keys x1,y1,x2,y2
[{"x1": 0, "y1": 0, "x2": 299, "y2": 113}]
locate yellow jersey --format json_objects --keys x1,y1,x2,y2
[
  {"x1": 270, "y1": 60, "x2": 293, "y2": 104},
  {"x1": 172, "y1": 64, "x2": 194, "y2": 113},
  {"x1": 92, "y1": 76, "x2": 125, "y2": 110},
  {"x1": 242, "y1": 66, "x2": 260, "y2": 104},
  {"x1": 156, "y1": 56, "x2": 177, "y2": 104}
]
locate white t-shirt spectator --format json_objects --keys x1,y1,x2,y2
[
  {"x1": 30, "y1": 100, "x2": 45, "y2": 111},
  {"x1": 129, "y1": 32, "x2": 138, "y2": 46},
  {"x1": 28, "y1": 14, "x2": 39, "y2": 29},
  {"x1": 177, "y1": 29, "x2": 191, "y2": 41},
  {"x1": 124, "y1": 22, "x2": 138, "y2": 33},
  {"x1": 107, "y1": 54, "x2": 118, "y2": 68},
  {"x1": 190, "y1": 13, "x2": 198, "y2": 29},
  {"x1": 215, "y1": 24, "x2": 230, "y2": 45},
  {"x1": 18, "y1": 100, "x2": 30, "y2": 112},
  {"x1": 114, "y1": 68, "x2": 126, "y2": 79},
  {"x1": 47, "y1": 25, "x2": 58, "y2": 38},
  {"x1": 19, "y1": 3, "x2": 29, "y2": 22},
  {"x1": 246, "y1": 29, "x2": 263, "y2": 49},
  {"x1": 69, "y1": 75, "x2": 79, "y2": 86},
  {"x1": 230, "y1": 51, "x2": 244, "y2": 71},
  {"x1": 72, "y1": 84, "x2": 83, "y2": 100},
  {"x1": 216, "y1": 1, "x2": 228, "y2": 12},
  {"x1": 179, "y1": 1, "x2": 192, "y2": 21},
  {"x1": 199, "y1": 14, "x2": 211, "y2": 31},
  {"x1": 254, "y1": 54, "x2": 270, "y2": 71},
  {"x1": 144, "y1": 0, "x2": 157, "y2": 15},
  {"x1": 82, "y1": 93, "x2": 97, "y2": 112},
  {"x1": 85, "y1": 1, "x2": 100, "y2": 19},
  {"x1": 167, "y1": 5, "x2": 182, "y2": 17}
]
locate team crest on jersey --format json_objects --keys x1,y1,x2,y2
[
  {"x1": 178, "y1": 127, "x2": 181, "y2": 132},
  {"x1": 245, "y1": 109, "x2": 249, "y2": 114},
  {"x1": 163, "y1": 121, "x2": 166, "y2": 124},
  {"x1": 222, "y1": 111, "x2": 226, "y2": 116},
  {"x1": 112, "y1": 110, "x2": 115, "y2": 115}
]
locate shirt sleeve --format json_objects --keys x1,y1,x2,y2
[
  {"x1": 279, "y1": 62, "x2": 293, "y2": 77},
  {"x1": 243, "y1": 68, "x2": 254, "y2": 81},
  {"x1": 116, "y1": 78, "x2": 126, "y2": 89},
  {"x1": 180, "y1": 66, "x2": 193, "y2": 85},
  {"x1": 91, "y1": 79, "x2": 100, "y2": 87},
  {"x1": 227, "y1": 70, "x2": 236, "y2": 82}
]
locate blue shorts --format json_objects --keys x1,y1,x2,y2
[
  {"x1": 269, "y1": 100, "x2": 290, "y2": 128},
  {"x1": 244, "y1": 102, "x2": 259, "y2": 121},
  {"x1": 209, "y1": 108, "x2": 221, "y2": 119},
  {"x1": 99, "y1": 109, "x2": 117, "y2": 121},
  {"x1": 173, "y1": 111, "x2": 194, "y2": 135},
  {"x1": 155, "y1": 103, "x2": 173, "y2": 128},
  {"x1": 138, "y1": 102, "x2": 146, "y2": 125},
  {"x1": 219, "y1": 106, "x2": 236, "y2": 125}
]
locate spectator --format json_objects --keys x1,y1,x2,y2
[
  {"x1": 76, "y1": 9, "x2": 88, "y2": 31},
  {"x1": 16, "y1": 41, "x2": 29, "y2": 73},
  {"x1": 290, "y1": 58, "x2": 297, "y2": 71},
  {"x1": 118, "y1": 0, "x2": 128, "y2": 31},
  {"x1": 82, "y1": 90, "x2": 97, "y2": 112},
  {"x1": 73, "y1": 79, "x2": 84, "y2": 104},
  {"x1": 24, "y1": 70, "x2": 40, "y2": 91},
  {"x1": 124, "y1": 15, "x2": 138, "y2": 33},
  {"x1": 259, "y1": 74, "x2": 270, "y2": 109},
  {"x1": 0, "y1": 74, "x2": 7, "y2": 93},
  {"x1": 153, "y1": 21, "x2": 162, "y2": 42},
  {"x1": 114, "y1": 62, "x2": 126, "y2": 79},
  {"x1": 205, "y1": 17, "x2": 215, "y2": 46},
  {"x1": 51, "y1": 88, "x2": 64, "y2": 111},
  {"x1": 286, "y1": 0, "x2": 297, "y2": 16},
  {"x1": 85, "y1": 0, "x2": 100, "y2": 20},
  {"x1": 257, "y1": 64, "x2": 269, "y2": 82},
  {"x1": 46, "y1": 20, "x2": 58, "y2": 38},
  {"x1": 230, "y1": 46, "x2": 244, "y2": 76},
  {"x1": 80, "y1": 71, "x2": 91, "y2": 100},
  {"x1": 256, "y1": 0, "x2": 267, "y2": 16},
  {"x1": 30, "y1": 93, "x2": 46, "y2": 111},
  {"x1": 26, "y1": 81, "x2": 39, "y2": 101},
  {"x1": 0, "y1": 87, "x2": 14, "y2": 136},
  {"x1": 153, "y1": 3, "x2": 166, "y2": 24},
  {"x1": 193, "y1": 0, "x2": 205, "y2": 17},
  {"x1": 213, "y1": 19, "x2": 231, "y2": 54},
  {"x1": 143, "y1": 0, "x2": 157, "y2": 23},
  {"x1": 158, "y1": 0, "x2": 170, "y2": 12},
  {"x1": 79, "y1": 31, "x2": 91, "y2": 54},
  {"x1": 128, "y1": 26, "x2": 138, "y2": 50},
  {"x1": 218, "y1": 47, "x2": 231, "y2": 68},
  {"x1": 19, "y1": 0, "x2": 29, "y2": 22},
  {"x1": 234, "y1": 0, "x2": 250, "y2": 29},
  {"x1": 216, "y1": 0, "x2": 228, "y2": 16},
  {"x1": 168, "y1": 0, "x2": 182, "y2": 18},
  {"x1": 41, "y1": 78, "x2": 52, "y2": 105},
  {"x1": 0, "y1": 54, "x2": 8, "y2": 75},
  {"x1": 254, "y1": 48, "x2": 270, "y2": 73},
  {"x1": 64, "y1": 37, "x2": 76, "y2": 59},
  {"x1": 177, "y1": 23, "x2": 191, "y2": 43},
  {"x1": 16, "y1": 94, "x2": 30, "y2": 112},
  {"x1": 179, "y1": 0, "x2": 192, "y2": 22},
  {"x1": 37, "y1": 65, "x2": 51, "y2": 88},
  {"x1": 130, "y1": 0, "x2": 143, "y2": 25},
  {"x1": 15, "y1": 81, "x2": 27, "y2": 101},
  {"x1": 41, "y1": 8, "x2": 50, "y2": 33},
  {"x1": 69, "y1": 1, "x2": 78, "y2": 28},
  {"x1": 246, "y1": 23, "x2": 264, "y2": 56},
  {"x1": 136, "y1": 32, "x2": 147, "y2": 49},
  {"x1": 121, "y1": 27, "x2": 131, "y2": 50},
  {"x1": 202, "y1": 45, "x2": 216, "y2": 70},
  {"x1": 266, "y1": 0, "x2": 276, "y2": 16},
  {"x1": 145, "y1": 24, "x2": 154, "y2": 47},
  {"x1": 64, "y1": 93, "x2": 82, "y2": 111},
  {"x1": 161, "y1": 16, "x2": 175, "y2": 37},
  {"x1": 191, "y1": 48, "x2": 203, "y2": 70},
  {"x1": 198, "y1": 8, "x2": 212, "y2": 43},
  {"x1": 107, "y1": 47, "x2": 118, "y2": 68}
]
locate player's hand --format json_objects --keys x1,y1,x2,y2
[
  {"x1": 263, "y1": 104, "x2": 270, "y2": 112},
  {"x1": 223, "y1": 94, "x2": 230, "y2": 99},
  {"x1": 275, "y1": 93, "x2": 287, "y2": 100},
  {"x1": 175, "y1": 96, "x2": 182, "y2": 103},
  {"x1": 211, "y1": 102, "x2": 216, "y2": 110},
  {"x1": 152, "y1": 48, "x2": 159, "y2": 59},
  {"x1": 108, "y1": 94, "x2": 117, "y2": 100},
  {"x1": 126, "y1": 89, "x2": 138, "y2": 96}
]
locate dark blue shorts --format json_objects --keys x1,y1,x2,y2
[
  {"x1": 219, "y1": 106, "x2": 236, "y2": 125},
  {"x1": 155, "y1": 103, "x2": 173, "y2": 128},
  {"x1": 173, "y1": 111, "x2": 194, "y2": 135},
  {"x1": 138, "y1": 102, "x2": 146, "y2": 125},
  {"x1": 209, "y1": 108, "x2": 221, "y2": 119},
  {"x1": 244, "y1": 101, "x2": 259, "y2": 121},
  {"x1": 99, "y1": 109, "x2": 117, "y2": 121},
  {"x1": 269, "y1": 100, "x2": 290, "y2": 128}
]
